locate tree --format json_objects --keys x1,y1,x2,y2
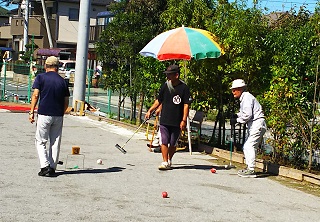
[
  {"x1": 96, "y1": 0, "x2": 167, "y2": 122},
  {"x1": 262, "y1": 7, "x2": 319, "y2": 170}
]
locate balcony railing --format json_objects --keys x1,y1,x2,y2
[{"x1": 89, "y1": 25, "x2": 108, "y2": 43}]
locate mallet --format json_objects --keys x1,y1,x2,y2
[{"x1": 115, "y1": 109, "x2": 157, "y2": 154}]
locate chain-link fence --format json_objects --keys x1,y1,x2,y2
[
  {"x1": 0, "y1": 61, "x2": 33, "y2": 102},
  {"x1": 0, "y1": 61, "x2": 132, "y2": 119}
]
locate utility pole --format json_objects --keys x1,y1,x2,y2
[
  {"x1": 23, "y1": 0, "x2": 29, "y2": 52},
  {"x1": 73, "y1": 0, "x2": 91, "y2": 108},
  {"x1": 40, "y1": 0, "x2": 53, "y2": 48},
  {"x1": 27, "y1": 35, "x2": 34, "y2": 103}
]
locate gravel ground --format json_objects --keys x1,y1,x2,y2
[{"x1": 0, "y1": 112, "x2": 319, "y2": 222}]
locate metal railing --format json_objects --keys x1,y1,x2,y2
[{"x1": 0, "y1": 62, "x2": 119, "y2": 117}]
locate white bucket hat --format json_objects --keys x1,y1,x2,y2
[{"x1": 230, "y1": 79, "x2": 246, "y2": 89}]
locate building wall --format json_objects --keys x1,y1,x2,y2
[
  {"x1": 56, "y1": 2, "x2": 107, "y2": 46},
  {"x1": 0, "y1": 25, "x2": 11, "y2": 39},
  {"x1": 11, "y1": 16, "x2": 56, "y2": 50},
  {"x1": 29, "y1": 17, "x2": 56, "y2": 48},
  {"x1": 10, "y1": 18, "x2": 24, "y2": 36},
  {"x1": 0, "y1": 17, "x2": 9, "y2": 26}
]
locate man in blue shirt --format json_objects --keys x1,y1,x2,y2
[
  {"x1": 230, "y1": 79, "x2": 266, "y2": 178},
  {"x1": 29, "y1": 56, "x2": 70, "y2": 177}
]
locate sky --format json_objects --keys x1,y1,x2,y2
[
  {"x1": 0, "y1": 0, "x2": 318, "y2": 13},
  {"x1": 240, "y1": 0, "x2": 319, "y2": 13},
  {"x1": 0, "y1": 2, "x2": 18, "y2": 10}
]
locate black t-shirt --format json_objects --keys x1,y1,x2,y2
[
  {"x1": 157, "y1": 81, "x2": 192, "y2": 127},
  {"x1": 32, "y1": 71, "x2": 70, "y2": 116}
]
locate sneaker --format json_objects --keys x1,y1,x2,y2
[
  {"x1": 168, "y1": 160, "x2": 172, "y2": 167},
  {"x1": 147, "y1": 144, "x2": 160, "y2": 148},
  {"x1": 237, "y1": 168, "x2": 256, "y2": 178},
  {"x1": 158, "y1": 162, "x2": 172, "y2": 170},
  {"x1": 38, "y1": 166, "x2": 55, "y2": 177},
  {"x1": 238, "y1": 168, "x2": 247, "y2": 174}
]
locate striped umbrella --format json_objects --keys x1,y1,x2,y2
[{"x1": 139, "y1": 26, "x2": 224, "y2": 61}]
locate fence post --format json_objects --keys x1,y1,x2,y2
[
  {"x1": 1, "y1": 61, "x2": 7, "y2": 101},
  {"x1": 27, "y1": 35, "x2": 35, "y2": 104},
  {"x1": 108, "y1": 88, "x2": 111, "y2": 114},
  {"x1": 27, "y1": 63, "x2": 31, "y2": 103},
  {"x1": 87, "y1": 69, "x2": 93, "y2": 103}
]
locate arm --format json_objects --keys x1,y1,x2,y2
[
  {"x1": 145, "y1": 99, "x2": 160, "y2": 120},
  {"x1": 64, "y1": 97, "x2": 69, "y2": 114},
  {"x1": 29, "y1": 89, "x2": 39, "y2": 124},
  {"x1": 180, "y1": 103, "x2": 189, "y2": 130},
  {"x1": 155, "y1": 104, "x2": 162, "y2": 116}
]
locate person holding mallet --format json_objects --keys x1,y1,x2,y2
[{"x1": 230, "y1": 79, "x2": 266, "y2": 178}]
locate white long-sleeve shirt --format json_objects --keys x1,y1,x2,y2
[{"x1": 237, "y1": 91, "x2": 264, "y2": 127}]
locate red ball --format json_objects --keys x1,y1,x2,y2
[
  {"x1": 211, "y1": 168, "x2": 216, "y2": 173},
  {"x1": 162, "y1": 191, "x2": 168, "y2": 198}
]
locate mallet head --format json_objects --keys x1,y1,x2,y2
[{"x1": 115, "y1": 144, "x2": 127, "y2": 154}]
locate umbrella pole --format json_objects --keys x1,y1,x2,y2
[
  {"x1": 187, "y1": 117, "x2": 192, "y2": 155},
  {"x1": 183, "y1": 60, "x2": 192, "y2": 155},
  {"x1": 184, "y1": 60, "x2": 187, "y2": 81}
]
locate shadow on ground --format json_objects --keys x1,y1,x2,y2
[
  {"x1": 53, "y1": 167, "x2": 126, "y2": 177},
  {"x1": 172, "y1": 164, "x2": 229, "y2": 171}
]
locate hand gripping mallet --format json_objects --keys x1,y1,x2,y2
[{"x1": 115, "y1": 109, "x2": 157, "y2": 154}]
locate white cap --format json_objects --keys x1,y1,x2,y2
[
  {"x1": 230, "y1": 79, "x2": 246, "y2": 89},
  {"x1": 45, "y1": 56, "x2": 59, "y2": 66}
]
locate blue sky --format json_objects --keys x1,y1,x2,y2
[
  {"x1": 1, "y1": 0, "x2": 318, "y2": 13},
  {"x1": 241, "y1": 0, "x2": 319, "y2": 13},
  {"x1": 0, "y1": 3, "x2": 18, "y2": 10}
]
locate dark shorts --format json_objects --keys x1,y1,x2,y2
[{"x1": 159, "y1": 124, "x2": 181, "y2": 147}]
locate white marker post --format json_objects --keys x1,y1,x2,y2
[{"x1": 187, "y1": 117, "x2": 192, "y2": 155}]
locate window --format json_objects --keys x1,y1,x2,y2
[
  {"x1": 69, "y1": 8, "x2": 79, "y2": 21},
  {"x1": 47, "y1": 7, "x2": 53, "y2": 19},
  {"x1": 105, "y1": 17, "x2": 113, "y2": 25},
  {"x1": 97, "y1": 18, "x2": 104, "y2": 26}
]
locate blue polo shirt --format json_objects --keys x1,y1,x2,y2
[{"x1": 32, "y1": 71, "x2": 70, "y2": 116}]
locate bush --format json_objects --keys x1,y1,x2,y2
[{"x1": 205, "y1": 109, "x2": 218, "y2": 122}]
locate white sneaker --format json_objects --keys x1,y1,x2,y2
[
  {"x1": 168, "y1": 160, "x2": 172, "y2": 167},
  {"x1": 237, "y1": 169, "x2": 256, "y2": 178},
  {"x1": 158, "y1": 162, "x2": 171, "y2": 170}
]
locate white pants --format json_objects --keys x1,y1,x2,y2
[
  {"x1": 243, "y1": 118, "x2": 266, "y2": 170},
  {"x1": 35, "y1": 115, "x2": 63, "y2": 169}
]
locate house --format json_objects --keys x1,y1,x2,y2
[
  {"x1": 0, "y1": 6, "x2": 10, "y2": 27},
  {"x1": 0, "y1": 0, "x2": 114, "y2": 62},
  {"x1": 0, "y1": 6, "x2": 13, "y2": 58},
  {"x1": 88, "y1": 10, "x2": 114, "y2": 67}
]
